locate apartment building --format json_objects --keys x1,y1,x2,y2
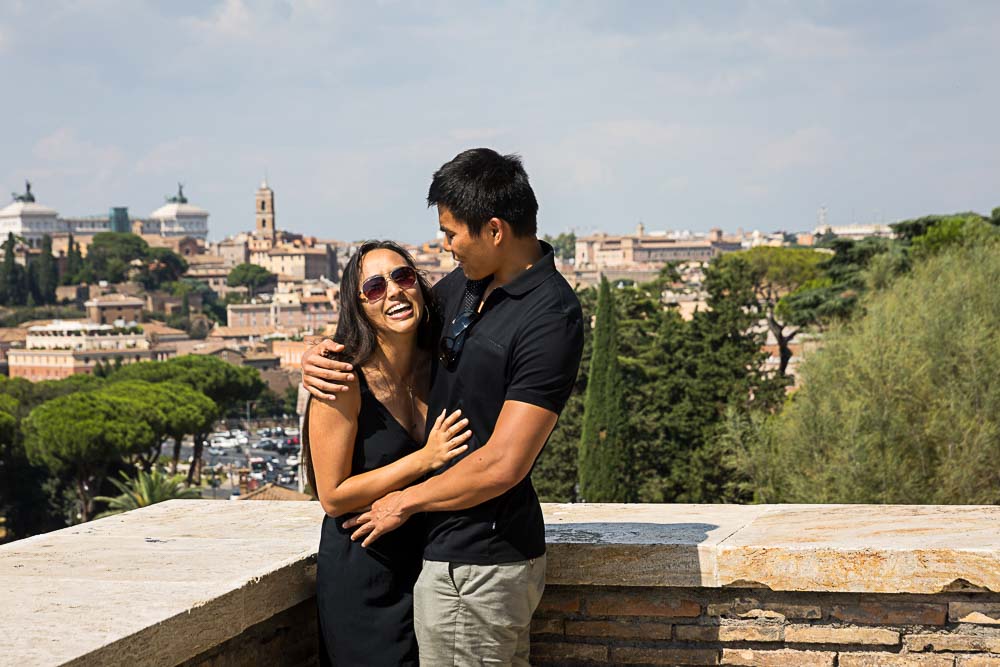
[{"x1": 7, "y1": 320, "x2": 154, "y2": 381}]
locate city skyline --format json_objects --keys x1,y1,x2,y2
[{"x1": 2, "y1": 1, "x2": 998, "y2": 243}]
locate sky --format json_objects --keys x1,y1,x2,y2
[{"x1": 1, "y1": 1, "x2": 998, "y2": 243}]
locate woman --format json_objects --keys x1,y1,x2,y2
[{"x1": 303, "y1": 240, "x2": 471, "y2": 666}]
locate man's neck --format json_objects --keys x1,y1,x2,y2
[{"x1": 490, "y1": 237, "x2": 544, "y2": 288}]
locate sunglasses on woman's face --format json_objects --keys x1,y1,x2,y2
[{"x1": 359, "y1": 265, "x2": 418, "y2": 303}]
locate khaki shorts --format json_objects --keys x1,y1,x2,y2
[{"x1": 413, "y1": 556, "x2": 546, "y2": 666}]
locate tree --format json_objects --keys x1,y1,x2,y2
[
  {"x1": 0, "y1": 232, "x2": 28, "y2": 306},
  {"x1": 0, "y1": 393, "x2": 21, "y2": 539},
  {"x1": 23, "y1": 392, "x2": 155, "y2": 522},
  {"x1": 713, "y1": 247, "x2": 824, "y2": 377},
  {"x1": 534, "y1": 288, "x2": 594, "y2": 502},
  {"x1": 94, "y1": 468, "x2": 201, "y2": 518},
  {"x1": 108, "y1": 355, "x2": 265, "y2": 483},
  {"x1": 101, "y1": 380, "x2": 215, "y2": 473},
  {"x1": 757, "y1": 231, "x2": 1000, "y2": 504},
  {"x1": 84, "y1": 232, "x2": 150, "y2": 283},
  {"x1": 542, "y1": 232, "x2": 576, "y2": 261},
  {"x1": 780, "y1": 236, "x2": 899, "y2": 328},
  {"x1": 136, "y1": 247, "x2": 188, "y2": 290},
  {"x1": 227, "y1": 263, "x2": 276, "y2": 298},
  {"x1": 62, "y1": 233, "x2": 85, "y2": 285},
  {"x1": 577, "y1": 277, "x2": 632, "y2": 502},
  {"x1": 0, "y1": 374, "x2": 110, "y2": 537},
  {"x1": 35, "y1": 235, "x2": 58, "y2": 304}
]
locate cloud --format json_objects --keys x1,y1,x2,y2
[
  {"x1": 661, "y1": 176, "x2": 689, "y2": 193},
  {"x1": 758, "y1": 127, "x2": 837, "y2": 171},
  {"x1": 33, "y1": 128, "x2": 124, "y2": 168},
  {"x1": 28, "y1": 128, "x2": 126, "y2": 193},
  {"x1": 135, "y1": 138, "x2": 202, "y2": 176},
  {"x1": 448, "y1": 128, "x2": 504, "y2": 143},
  {"x1": 742, "y1": 182, "x2": 770, "y2": 199},
  {"x1": 756, "y1": 21, "x2": 860, "y2": 60},
  {"x1": 190, "y1": 0, "x2": 255, "y2": 39}
]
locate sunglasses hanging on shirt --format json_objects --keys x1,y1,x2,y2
[{"x1": 439, "y1": 277, "x2": 491, "y2": 369}]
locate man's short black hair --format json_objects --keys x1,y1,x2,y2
[{"x1": 427, "y1": 148, "x2": 538, "y2": 238}]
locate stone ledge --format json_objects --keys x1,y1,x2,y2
[
  {"x1": 1, "y1": 501, "x2": 998, "y2": 666},
  {"x1": 0, "y1": 500, "x2": 325, "y2": 667},
  {"x1": 543, "y1": 503, "x2": 1000, "y2": 593}
]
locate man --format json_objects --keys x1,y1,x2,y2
[{"x1": 302, "y1": 148, "x2": 583, "y2": 665}]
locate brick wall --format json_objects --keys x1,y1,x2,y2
[
  {"x1": 182, "y1": 598, "x2": 319, "y2": 667},
  {"x1": 531, "y1": 586, "x2": 1000, "y2": 666}
]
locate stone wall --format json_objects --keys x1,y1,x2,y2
[
  {"x1": 3, "y1": 501, "x2": 999, "y2": 666},
  {"x1": 531, "y1": 586, "x2": 1000, "y2": 666},
  {"x1": 182, "y1": 599, "x2": 318, "y2": 667}
]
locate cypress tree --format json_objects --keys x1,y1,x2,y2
[
  {"x1": 63, "y1": 233, "x2": 83, "y2": 285},
  {"x1": 37, "y1": 235, "x2": 58, "y2": 304},
  {"x1": 1, "y1": 232, "x2": 27, "y2": 306},
  {"x1": 577, "y1": 276, "x2": 632, "y2": 502}
]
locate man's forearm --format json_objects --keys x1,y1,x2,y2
[
  {"x1": 397, "y1": 400, "x2": 557, "y2": 517},
  {"x1": 400, "y1": 446, "x2": 516, "y2": 516}
]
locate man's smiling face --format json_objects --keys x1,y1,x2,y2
[{"x1": 438, "y1": 205, "x2": 497, "y2": 280}]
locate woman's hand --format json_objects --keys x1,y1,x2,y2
[
  {"x1": 422, "y1": 409, "x2": 472, "y2": 471},
  {"x1": 301, "y1": 339, "x2": 356, "y2": 401}
]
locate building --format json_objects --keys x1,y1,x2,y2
[
  {"x1": 137, "y1": 185, "x2": 209, "y2": 240},
  {"x1": 7, "y1": 320, "x2": 154, "y2": 381},
  {"x1": 213, "y1": 234, "x2": 250, "y2": 267},
  {"x1": 272, "y1": 339, "x2": 309, "y2": 369},
  {"x1": 184, "y1": 254, "x2": 239, "y2": 295},
  {"x1": 207, "y1": 325, "x2": 284, "y2": 349},
  {"x1": 0, "y1": 181, "x2": 210, "y2": 247},
  {"x1": 252, "y1": 244, "x2": 338, "y2": 282},
  {"x1": 575, "y1": 226, "x2": 741, "y2": 269},
  {"x1": 813, "y1": 223, "x2": 894, "y2": 240},
  {"x1": 85, "y1": 294, "x2": 145, "y2": 325},
  {"x1": 0, "y1": 183, "x2": 61, "y2": 248},
  {"x1": 249, "y1": 181, "x2": 277, "y2": 253},
  {"x1": 226, "y1": 297, "x2": 336, "y2": 333}
]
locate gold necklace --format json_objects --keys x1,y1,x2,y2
[{"x1": 372, "y1": 358, "x2": 420, "y2": 429}]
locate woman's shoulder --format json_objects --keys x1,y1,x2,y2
[{"x1": 309, "y1": 373, "x2": 363, "y2": 420}]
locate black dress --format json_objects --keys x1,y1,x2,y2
[{"x1": 314, "y1": 370, "x2": 425, "y2": 667}]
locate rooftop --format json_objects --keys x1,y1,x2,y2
[
  {"x1": 84, "y1": 294, "x2": 145, "y2": 307},
  {"x1": 26, "y1": 320, "x2": 137, "y2": 334},
  {"x1": 0, "y1": 200, "x2": 59, "y2": 218},
  {"x1": 149, "y1": 202, "x2": 208, "y2": 220}
]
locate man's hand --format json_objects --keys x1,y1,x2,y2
[
  {"x1": 301, "y1": 339, "x2": 355, "y2": 401},
  {"x1": 344, "y1": 489, "x2": 411, "y2": 548}
]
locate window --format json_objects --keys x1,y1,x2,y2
[{"x1": 261, "y1": 201, "x2": 266, "y2": 212}]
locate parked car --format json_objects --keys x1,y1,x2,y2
[
  {"x1": 249, "y1": 457, "x2": 266, "y2": 481},
  {"x1": 258, "y1": 439, "x2": 276, "y2": 451},
  {"x1": 285, "y1": 455, "x2": 301, "y2": 467},
  {"x1": 208, "y1": 447, "x2": 224, "y2": 456},
  {"x1": 210, "y1": 436, "x2": 239, "y2": 449}
]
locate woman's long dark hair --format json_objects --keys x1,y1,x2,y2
[
  {"x1": 334, "y1": 240, "x2": 440, "y2": 367},
  {"x1": 304, "y1": 240, "x2": 441, "y2": 498}
]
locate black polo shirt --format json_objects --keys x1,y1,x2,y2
[{"x1": 424, "y1": 241, "x2": 584, "y2": 564}]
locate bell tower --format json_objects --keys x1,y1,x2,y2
[{"x1": 255, "y1": 179, "x2": 276, "y2": 243}]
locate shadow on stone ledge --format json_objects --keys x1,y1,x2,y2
[{"x1": 544, "y1": 522, "x2": 718, "y2": 588}]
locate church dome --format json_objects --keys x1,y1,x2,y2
[
  {"x1": 149, "y1": 201, "x2": 208, "y2": 220},
  {"x1": 0, "y1": 200, "x2": 58, "y2": 219}
]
